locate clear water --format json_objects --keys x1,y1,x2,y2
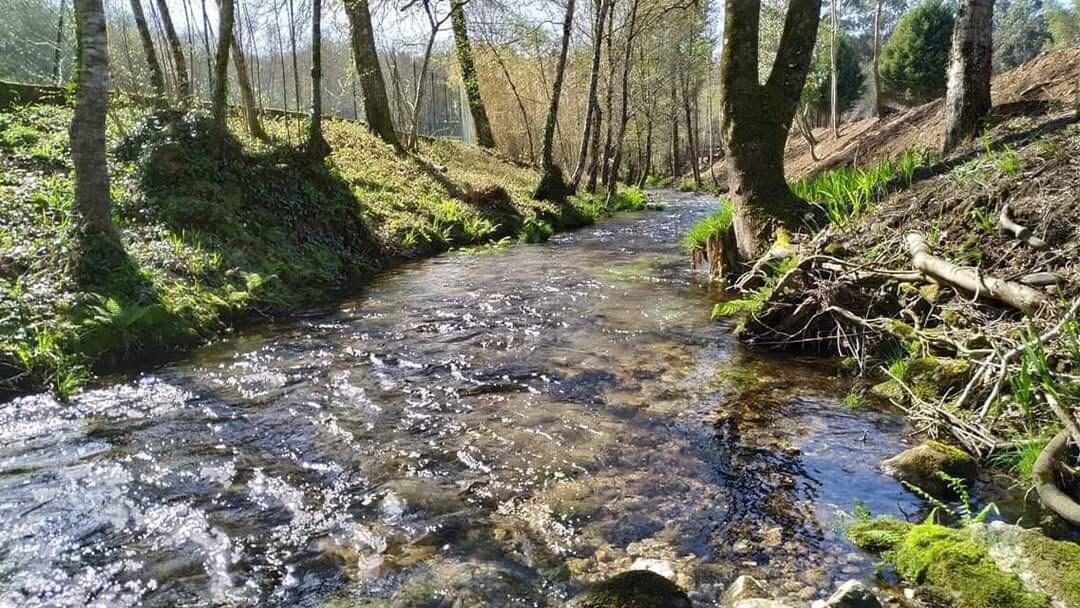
[{"x1": 0, "y1": 192, "x2": 920, "y2": 607}]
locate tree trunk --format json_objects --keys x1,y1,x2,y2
[
  {"x1": 683, "y1": 76, "x2": 701, "y2": 187},
  {"x1": 308, "y1": 0, "x2": 329, "y2": 158},
  {"x1": 637, "y1": 112, "x2": 653, "y2": 188},
  {"x1": 872, "y1": 0, "x2": 883, "y2": 117},
  {"x1": 599, "y1": 1, "x2": 617, "y2": 188},
  {"x1": 533, "y1": 0, "x2": 576, "y2": 199},
  {"x1": 570, "y1": 0, "x2": 613, "y2": 191},
  {"x1": 231, "y1": 31, "x2": 269, "y2": 141},
  {"x1": 669, "y1": 82, "x2": 680, "y2": 180},
  {"x1": 129, "y1": 0, "x2": 164, "y2": 96},
  {"x1": 585, "y1": 101, "x2": 603, "y2": 192},
  {"x1": 409, "y1": 26, "x2": 438, "y2": 150},
  {"x1": 344, "y1": 0, "x2": 401, "y2": 150},
  {"x1": 71, "y1": 0, "x2": 117, "y2": 241},
  {"x1": 829, "y1": 0, "x2": 839, "y2": 137},
  {"x1": 287, "y1": 0, "x2": 302, "y2": 124},
  {"x1": 211, "y1": 0, "x2": 233, "y2": 141},
  {"x1": 487, "y1": 42, "x2": 534, "y2": 162},
  {"x1": 53, "y1": 0, "x2": 67, "y2": 85},
  {"x1": 451, "y1": 0, "x2": 496, "y2": 148},
  {"x1": 154, "y1": 0, "x2": 190, "y2": 98},
  {"x1": 943, "y1": 0, "x2": 994, "y2": 152},
  {"x1": 606, "y1": 0, "x2": 640, "y2": 199},
  {"x1": 720, "y1": 0, "x2": 821, "y2": 261}
]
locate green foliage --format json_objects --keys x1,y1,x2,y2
[
  {"x1": 712, "y1": 255, "x2": 798, "y2": 320},
  {"x1": 903, "y1": 472, "x2": 998, "y2": 528},
  {"x1": 847, "y1": 517, "x2": 913, "y2": 552},
  {"x1": 879, "y1": 0, "x2": 955, "y2": 103},
  {"x1": 843, "y1": 385, "x2": 866, "y2": 409},
  {"x1": 994, "y1": 0, "x2": 1051, "y2": 72},
  {"x1": 988, "y1": 436, "x2": 1051, "y2": 484},
  {"x1": 802, "y1": 27, "x2": 867, "y2": 115},
  {"x1": 793, "y1": 151, "x2": 929, "y2": 228},
  {"x1": 682, "y1": 199, "x2": 734, "y2": 253},
  {"x1": 518, "y1": 216, "x2": 554, "y2": 243},
  {"x1": 1046, "y1": 0, "x2": 1080, "y2": 49}
]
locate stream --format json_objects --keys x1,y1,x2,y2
[{"x1": 0, "y1": 192, "x2": 922, "y2": 607}]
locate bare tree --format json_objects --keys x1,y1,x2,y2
[
  {"x1": 344, "y1": 0, "x2": 401, "y2": 149},
  {"x1": 404, "y1": 0, "x2": 454, "y2": 150},
  {"x1": 53, "y1": 0, "x2": 67, "y2": 85},
  {"x1": 570, "y1": 0, "x2": 613, "y2": 191},
  {"x1": 830, "y1": 0, "x2": 840, "y2": 137},
  {"x1": 943, "y1": 0, "x2": 994, "y2": 152},
  {"x1": 451, "y1": 0, "x2": 496, "y2": 148},
  {"x1": 154, "y1": 0, "x2": 190, "y2": 98},
  {"x1": 720, "y1": 0, "x2": 822, "y2": 260},
  {"x1": 230, "y1": 25, "x2": 270, "y2": 141},
  {"x1": 532, "y1": 0, "x2": 577, "y2": 199},
  {"x1": 872, "y1": 0, "x2": 883, "y2": 117},
  {"x1": 71, "y1": 0, "x2": 118, "y2": 244}
]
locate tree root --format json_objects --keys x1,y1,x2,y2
[{"x1": 1033, "y1": 430, "x2": 1080, "y2": 527}]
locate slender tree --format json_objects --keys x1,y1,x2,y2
[
  {"x1": 533, "y1": 0, "x2": 577, "y2": 199},
  {"x1": 211, "y1": 0, "x2": 234, "y2": 140},
  {"x1": 943, "y1": 0, "x2": 994, "y2": 151},
  {"x1": 829, "y1": 0, "x2": 840, "y2": 136},
  {"x1": 309, "y1": 0, "x2": 330, "y2": 158},
  {"x1": 720, "y1": 0, "x2": 822, "y2": 260},
  {"x1": 570, "y1": 0, "x2": 613, "y2": 190},
  {"x1": 230, "y1": 26, "x2": 269, "y2": 141},
  {"x1": 128, "y1": 0, "x2": 165, "y2": 97},
  {"x1": 344, "y1": 0, "x2": 401, "y2": 149},
  {"x1": 154, "y1": 0, "x2": 190, "y2": 98},
  {"x1": 71, "y1": 0, "x2": 118, "y2": 245},
  {"x1": 451, "y1": 0, "x2": 496, "y2": 148},
  {"x1": 53, "y1": 0, "x2": 67, "y2": 85}
]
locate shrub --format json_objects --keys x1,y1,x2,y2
[{"x1": 880, "y1": 0, "x2": 955, "y2": 104}]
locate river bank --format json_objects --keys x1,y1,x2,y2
[{"x1": 0, "y1": 98, "x2": 649, "y2": 398}]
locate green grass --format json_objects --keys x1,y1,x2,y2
[
  {"x1": 0, "y1": 101, "x2": 634, "y2": 397},
  {"x1": 682, "y1": 199, "x2": 734, "y2": 253},
  {"x1": 792, "y1": 149, "x2": 930, "y2": 228}
]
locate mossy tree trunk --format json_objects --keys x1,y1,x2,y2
[
  {"x1": 344, "y1": 0, "x2": 401, "y2": 151},
  {"x1": 943, "y1": 0, "x2": 994, "y2": 152},
  {"x1": 154, "y1": 0, "x2": 190, "y2": 99},
  {"x1": 720, "y1": 0, "x2": 821, "y2": 261},
  {"x1": 532, "y1": 0, "x2": 576, "y2": 200},
  {"x1": 308, "y1": 0, "x2": 329, "y2": 159},
  {"x1": 71, "y1": 0, "x2": 119, "y2": 246},
  {"x1": 451, "y1": 0, "x2": 495, "y2": 149},
  {"x1": 128, "y1": 0, "x2": 165, "y2": 98},
  {"x1": 211, "y1": 0, "x2": 233, "y2": 142}
]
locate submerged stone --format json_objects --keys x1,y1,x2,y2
[
  {"x1": 721, "y1": 575, "x2": 769, "y2": 607},
  {"x1": 813, "y1": 580, "x2": 882, "y2": 608},
  {"x1": 568, "y1": 570, "x2": 692, "y2": 608},
  {"x1": 881, "y1": 440, "x2": 977, "y2": 498}
]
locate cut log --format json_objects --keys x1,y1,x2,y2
[
  {"x1": 998, "y1": 204, "x2": 1047, "y2": 249},
  {"x1": 905, "y1": 232, "x2": 1048, "y2": 314}
]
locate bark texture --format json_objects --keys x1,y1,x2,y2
[
  {"x1": 533, "y1": 0, "x2": 576, "y2": 200},
  {"x1": 451, "y1": 0, "x2": 496, "y2": 149},
  {"x1": 154, "y1": 0, "x2": 190, "y2": 98},
  {"x1": 344, "y1": 0, "x2": 401, "y2": 150},
  {"x1": 129, "y1": 0, "x2": 165, "y2": 97},
  {"x1": 943, "y1": 0, "x2": 994, "y2": 152},
  {"x1": 71, "y1": 0, "x2": 116, "y2": 236},
  {"x1": 720, "y1": 0, "x2": 821, "y2": 260},
  {"x1": 570, "y1": 0, "x2": 613, "y2": 191}
]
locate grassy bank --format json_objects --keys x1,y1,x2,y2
[{"x1": 0, "y1": 101, "x2": 648, "y2": 398}]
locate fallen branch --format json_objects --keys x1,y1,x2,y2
[
  {"x1": 998, "y1": 204, "x2": 1047, "y2": 250},
  {"x1": 905, "y1": 232, "x2": 1048, "y2": 315},
  {"x1": 1033, "y1": 430, "x2": 1080, "y2": 527}
]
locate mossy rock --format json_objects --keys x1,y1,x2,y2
[
  {"x1": 881, "y1": 441, "x2": 977, "y2": 498},
  {"x1": 870, "y1": 379, "x2": 906, "y2": 403},
  {"x1": 969, "y1": 522, "x2": 1080, "y2": 608},
  {"x1": 893, "y1": 524, "x2": 1051, "y2": 608},
  {"x1": 906, "y1": 357, "x2": 972, "y2": 399},
  {"x1": 568, "y1": 570, "x2": 692, "y2": 608}
]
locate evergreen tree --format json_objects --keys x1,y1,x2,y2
[
  {"x1": 995, "y1": 0, "x2": 1050, "y2": 72},
  {"x1": 879, "y1": 0, "x2": 955, "y2": 103}
]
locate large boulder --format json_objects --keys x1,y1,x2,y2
[
  {"x1": 968, "y1": 521, "x2": 1080, "y2": 608},
  {"x1": 881, "y1": 440, "x2": 977, "y2": 498},
  {"x1": 567, "y1": 570, "x2": 692, "y2": 608}
]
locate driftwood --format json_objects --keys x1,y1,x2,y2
[
  {"x1": 998, "y1": 204, "x2": 1047, "y2": 249},
  {"x1": 1033, "y1": 430, "x2": 1080, "y2": 527},
  {"x1": 905, "y1": 232, "x2": 1048, "y2": 315}
]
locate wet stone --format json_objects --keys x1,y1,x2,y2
[{"x1": 567, "y1": 570, "x2": 693, "y2": 608}]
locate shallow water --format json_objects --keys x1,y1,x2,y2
[{"x1": 0, "y1": 192, "x2": 920, "y2": 607}]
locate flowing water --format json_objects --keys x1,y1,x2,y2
[{"x1": 0, "y1": 192, "x2": 921, "y2": 607}]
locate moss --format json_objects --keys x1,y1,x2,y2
[
  {"x1": 569, "y1": 571, "x2": 692, "y2": 608},
  {"x1": 846, "y1": 517, "x2": 913, "y2": 552},
  {"x1": 893, "y1": 524, "x2": 1051, "y2": 608},
  {"x1": 906, "y1": 357, "x2": 973, "y2": 399},
  {"x1": 1016, "y1": 530, "x2": 1080, "y2": 607},
  {"x1": 870, "y1": 379, "x2": 906, "y2": 402}
]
